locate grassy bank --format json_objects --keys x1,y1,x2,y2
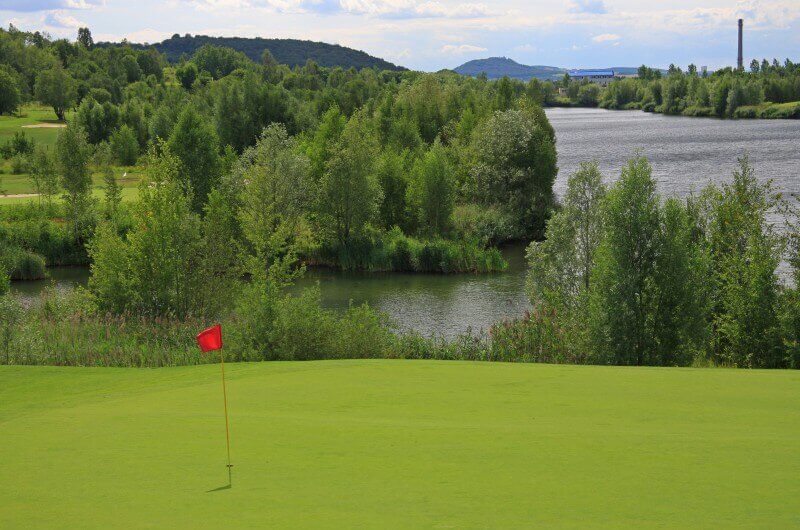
[{"x1": 1, "y1": 360, "x2": 798, "y2": 528}]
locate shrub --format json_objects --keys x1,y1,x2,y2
[
  {"x1": 110, "y1": 124, "x2": 139, "y2": 165},
  {"x1": 0, "y1": 247, "x2": 48, "y2": 280}
]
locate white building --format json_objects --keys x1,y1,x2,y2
[{"x1": 567, "y1": 69, "x2": 615, "y2": 86}]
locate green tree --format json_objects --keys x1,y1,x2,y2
[
  {"x1": 317, "y1": 111, "x2": 381, "y2": 245},
  {"x1": 34, "y1": 66, "x2": 77, "y2": 121},
  {"x1": 306, "y1": 105, "x2": 345, "y2": 181},
  {"x1": 237, "y1": 124, "x2": 311, "y2": 265},
  {"x1": 124, "y1": 147, "x2": 203, "y2": 317},
  {"x1": 0, "y1": 68, "x2": 20, "y2": 115},
  {"x1": 707, "y1": 156, "x2": 784, "y2": 367},
  {"x1": 471, "y1": 106, "x2": 557, "y2": 238},
  {"x1": 77, "y1": 27, "x2": 94, "y2": 49},
  {"x1": 588, "y1": 157, "x2": 661, "y2": 365},
  {"x1": 28, "y1": 146, "x2": 59, "y2": 209},
  {"x1": 95, "y1": 143, "x2": 121, "y2": 224},
  {"x1": 110, "y1": 124, "x2": 139, "y2": 165},
  {"x1": 167, "y1": 106, "x2": 222, "y2": 213},
  {"x1": 376, "y1": 149, "x2": 408, "y2": 230},
  {"x1": 408, "y1": 142, "x2": 454, "y2": 236},
  {"x1": 55, "y1": 123, "x2": 93, "y2": 240},
  {"x1": 175, "y1": 62, "x2": 198, "y2": 90}
]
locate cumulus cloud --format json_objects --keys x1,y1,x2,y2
[
  {"x1": 568, "y1": 0, "x2": 606, "y2": 15},
  {"x1": 1, "y1": 0, "x2": 103, "y2": 12},
  {"x1": 591, "y1": 33, "x2": 619, "y2": 42},
  {"x1": 44, "y1": 10, "x2": 84, "y2": 28},
  {"x1": 440, "y1": 43, "x2": 486, "y2": 54}
]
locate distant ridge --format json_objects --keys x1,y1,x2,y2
[
  {"x1": 455, "y1": 57, "x2": 565, "y2": 81},
  {"x1": 454, "y1": 57, "x2": 656, "y2": 81},
  {"x1": 98, "y1": 34, "x2": 405, "y2": 71}
]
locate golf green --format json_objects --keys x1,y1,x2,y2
[{"x1": 1, "y1": 361, "x2": 798, "y2": 528}]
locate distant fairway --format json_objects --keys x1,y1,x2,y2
[{"x1": 1, "y1": 361, "x2": 798, "y2": 528}]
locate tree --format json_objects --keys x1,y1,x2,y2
[
  {"x1": 77, "y1": 27, "x2": 93, "y2": 49},
  {"x1": 707, "y1": 156, "x2": 784, "y2": 367},
  {"x1": 110, "y1": 124, "x2": 139, "y2": 165},
  {"x1": 55, "y1": 123, "x2": 93, "y2": 240},
  {"x1": 651, "y1": 197, "x2": 710, "y2": 365},
  {"x1": 408, "y1": 142, "x2": 454, "y2": 236},
  {"x1": 167, "y1": 106, "x2": 222, "y2": 213},
  {"x1": 471, "y1": 106, "x2": 557, "y2": 238},
  {"x1": 120, "y1": 147, "x2": 201, "y2": 317},
  {"x1": 237, "y1": 124, "x2": 311, "y2": 264},
  {"x1": 29, "y1": 146, "x2": 59, "y2": 209},
  {"x1": 34, "y1": 66, "x2": 77, "y2": 121},
  {"x1": 95, "y1": 143, "x2": 121, "y2": 224},
  {"x1": 317, "y1": 111, "x2": 381, "y2": 245},
  {"x1": 306, "y1": 105, "x2": 345, "y2": 181},
  {"x1": 588, "y1": 157, "x2": 661, "y2": 365},
  {"x1": 527, "y1": 162, "x2": 605, "y2": 315},
  {"x1": 376, "y1": 149, "x2": 408, "y2": 230},
  {"x1": 0, "y1": 68, "x2": 20, "y2": 115},
  {"x1": 175, "y1": 62, "x2": 198, "y2": 90}
]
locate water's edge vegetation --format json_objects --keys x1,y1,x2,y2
[{"x1": 0, "y1": 28, "x2": 798, "y2": 369}]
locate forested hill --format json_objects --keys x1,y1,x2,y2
[
  {"x1": 98, "y1": 34, "x2": 405, "y2": 71},
  {"x1": 454, "y1": 57, "x2": 652, "y2": 80},
  {"x1": 455, "y1": 57, "x2": 565, "y2": 80}
]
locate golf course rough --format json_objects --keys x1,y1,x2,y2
[{"x1": 1, "y1": 360, "x2": 799, "y2": 528}]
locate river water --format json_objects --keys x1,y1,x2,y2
[{"x1": 11, "y1": 109, "x2": 800, "y2": 337}]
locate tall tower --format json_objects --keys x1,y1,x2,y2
[{"x1": 737, "y1": 19, "x2": 744, "y2": 70}]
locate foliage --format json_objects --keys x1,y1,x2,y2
[
  {"x1": 55, "y1": 123, "x2": 94, "y2": 241},
  {"x1": 34, "y1": 65, "x2": 77, "y2": 121},
  {"x1": 167, "y1": 106, "x2": 223, "y2": 213},
  {"x1": 471, "y1": 106, "x2": 557, "y2": 238},
  {"x1": 110, "y1": 124, "x2": 139, "y2": 165}
]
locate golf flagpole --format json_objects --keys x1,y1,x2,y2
[
  {"x1": 197, "y1": 324, "x2": 233, "y2": 486},
  {"x1": 219, "y1": 345, "x2": 233, "y2": 485}
]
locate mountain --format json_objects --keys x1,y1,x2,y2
[
  {"x1": 454, "y1": 57, "x2": 660, "y2": 81},
  {"x1": 98, "y1": 34, "x2": 405, "y2": 71},
  {"x1": 454, "y1": 57, "x2": 565, "y2": 81}
]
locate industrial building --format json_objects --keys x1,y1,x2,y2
[{"x1": 567, "y1": 69, "x2": 615, "y2": 86}]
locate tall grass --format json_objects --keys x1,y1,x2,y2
[{"x1": 312, "y1": 229, "x2": 507, "y2": 273}]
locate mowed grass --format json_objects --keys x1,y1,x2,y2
[
  {"x1": 0, "y1": 104, "x2": 143, "y2": 205},
  {"x1": 1, "y1": 361, "x2": 798, "y2": 528}
]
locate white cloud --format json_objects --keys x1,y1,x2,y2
[
  {"x1": 514, "y1": 43, "x2": 536, "y2": 52},
  {"x1": 568, "y1": 0, "x2": 606, "y2": 15},
  {"x1": 0, "y1": 0, "x2": 103, "y2": 12},
  {"x1": 44, "y1": 10, "x2": 84, "y2": 28},
  {"x1": 592, "y1": 33, "x2": 619, "y2": 43},
  {"x1": 440, "y1": 43, "x2": 486, "y2": 54}
]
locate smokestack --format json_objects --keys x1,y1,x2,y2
[{"x1": 737, "y1": 19, "x2": 743, "y2": 70}]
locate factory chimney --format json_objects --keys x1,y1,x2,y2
[{"x1": 737, "y1": 19, "x2": 743, "y2": 70}]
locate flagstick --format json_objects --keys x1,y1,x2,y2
[{"x1": 219, "y1": 348, "x2": 233, "y2": 486}]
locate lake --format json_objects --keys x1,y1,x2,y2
[{"x1": 11, "y1": 109, "x2": 800, "y2": 337}]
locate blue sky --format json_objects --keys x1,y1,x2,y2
[{"x1": 2, "y1": 1, "x2": 798, "y2": 71}]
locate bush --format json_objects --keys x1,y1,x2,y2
[
  {"x1": 682, "y1": 106, "x2": 714, "y2": 117},
  {"x1": 314, "y1": 230, "x2": 507, "y2": 273},
  {"x1": 0, "y1": 267, "x2": 8, "y2": 295},
  {"x1": 110, "y1": 125, "x2": 139, "y2": 165},
  {"x1": 452, "y1": 204, "x2": 521, "y2": 246},
  {"x1": 10, "y1": 153, "x2": 30, "y2": 174},
  {"x1": 0, "y1": 247, "x2": 48, "y2": 280}
]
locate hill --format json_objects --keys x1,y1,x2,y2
[
  {"x1": 98, "y1": 34, "x2": 405, "y2": 71},
  {"x1": 454, "y1": 57, "x2": 664, "y2": 81},
  {"x1": 455, "y1": 57, "x2": 565, "y2": 80},
  {"x1": 2, "y1": 360, "x2": 798, "y2": 528}
]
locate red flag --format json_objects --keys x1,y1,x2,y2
[{"x1": 197, "y1": 324, "x2": 223, "y2": 352}]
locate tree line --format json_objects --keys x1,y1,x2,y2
[{"x1": 521, "y1": 156, "x2": 800, "y2": 368}]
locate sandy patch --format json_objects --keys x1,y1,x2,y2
[
  {"x1": 21, "y1": 123, "x2": 66, "y2": 129},
  {"x1": 0, "y1": 193, "x2": 39, "y2": 199}
]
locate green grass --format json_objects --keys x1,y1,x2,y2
[
  {"x1": 0, "y1": 104, "x2": 65, "y2": 150},
  {"x1": 1, "y1": 360, "x2": 798, "y2": 528},
  {"x1": 0, "y1": 104, "x2": 143, "y2": 206}
]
